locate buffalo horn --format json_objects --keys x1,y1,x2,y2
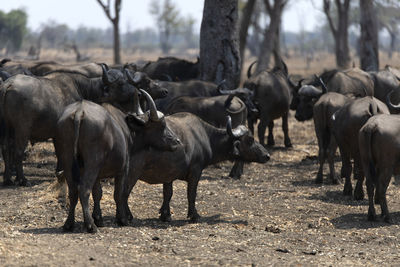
[
  {"x1": 140, "y1": 89, "x2": 163, "y2": 121},
  {"x1": 298, "y1": 85, "x2": 323, "y2": 98},
  {"x1": 318, "y1": 76, "x2": 328, "y2": 93},
  {"x1": 386, "y1": 90, "x2": 400, "y2": 110},
  {"x1": 226, "y1": 116, "x2": 248, "y2": 139},
  {"x1": 126, "y1": 69, "x2": 142, "y2": 84},
  {"x1": 247, "y1": 61, "x2": 257, "y2": 79},
  {"x1": 101, "y1": 63, "x2": 111, "y2": 85},
  {"x1": 133, "y1": 88, "x2": 144, "y2": 115},
  {"x1": 216, "y1": 79, "x2": 227, "y2": 91}
]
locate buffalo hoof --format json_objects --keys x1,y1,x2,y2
[
  {"x1": 343, "y1": 185, "x2": 353, "y2": 196},
  {"x1": 188, "y1": 213, "x2": 200, "y2": 223},
  {"x1": 85, "y1": 223, "x2": 98, "y2": 234},
  {"x1": 315, "y1": 176, "x2": 323, "y2": 184},
  {"x1": 367, "y1": 212, "x2": 376, "y2": 222},
  {"x1": 159, "y1": 213, "x2": 172, "y2": 222},
  {"x1": 383, "y1": 214, "x2": 393, "y2": 224},
  {"x1": 63, "y1": 221, "x2": 75, "y2": 232},
  {"x1": 3, "y1": 179, "x2": 14, "y2": 186},
  {"x1": 353, "y1": 190, "x2": 364, "y2": 201},
  {"x1": 267, "y1": 139, "x2": 275, "y2": 147},
  {"x1": 93, "y1": 217, "x2": 104, "y2": 228},
  {"x1": 284, "y1": 140, "x2": 292, "y2": 148},
  {"x1": 17, "y1": 179, "x2": 29, "y2": 187},
  {"x1": 116, "y1": 217, "x2": 129, "y2": 226}
]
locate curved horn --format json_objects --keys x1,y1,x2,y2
[
  {"x1": 125, "y1": 69, "x2": 144, "y2": 85},
  {"x1": 318, "y1": 76, "x2": 328, "y2": 93},
  {"x1": 102, "y1": 63, "x2": 111, "y2": 85},
  {"x1": 247, "y1": 61, "x2": 257, "y2": 78},
  {"x1": 298, "y1": 85, "x2": 324, "y2": 98},
  {"x1": 386, "y1": 90, "x2": 400, "y2": 110},
  {"x1": 139, "y1": 89, "x2": 162, "y2": 121},
  {"x1": 226, "y1": 116, "x2": 248, "y2": 139},
  {"x1": 133, "y1": 88, "x2": 144, "y2": 115}
]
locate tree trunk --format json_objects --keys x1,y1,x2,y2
[
  {"x1": 255, "y1": 0, "x2": 286, "y2": 73},
  {"x1": 113, "y1": 21, "x2": 121, "y2": 64},
  {"x1": 200, "y1": 0, "x2": 241, "y2": 89},
  {"x1": 323, "y1": 0, "x2": 351, "y2": 69},
  {"x1": 239, "y1": 0, "x2": 256, "y2": 71},
  {"x1": 359, "y1": 0, "x2": 379, "y2": 71}
]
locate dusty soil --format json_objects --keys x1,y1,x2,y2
[{"x1": 1, "y1": 113, "x2": 400, "y2": 266}]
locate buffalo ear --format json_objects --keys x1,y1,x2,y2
[
  {"x1": 125, "y1": 113, "x2": 147, "y2": 131},
  {"x1": 233, "y1": 140, "x2": 241, "y2": 157}
]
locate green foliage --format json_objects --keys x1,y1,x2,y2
[{"x1": 0, "y1": 9, "x2": 27, "y2": 53}]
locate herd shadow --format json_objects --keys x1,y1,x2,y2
[
  {"x1": 331, "y1": 211, "x2": 400, "y2": 230},
  {"x1": 20, "y1": 214, "x2": 248, "y2": 235}
]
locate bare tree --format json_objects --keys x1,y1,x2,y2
[
  {"x1": 96, "y1": 0, "x2": 121, "y2": 64},
  {"x1": 323, "y1": 0, "x2": 351, "y2": 69},
  {"x1": 376, "y1": 2, "x2": 400, "y2": 58},
  {"x1": 255, "y1": 0, "x2": 288, "y2": 73},
  {"x1": 239, "y1": 0, "x2": 257, "y2": 70},
  {"x1": 200, "y1": 0, "x2": 241, "y2": 89},
  {"x1": 149, "y1": 0, "x2": 182, "y2": 54},
  {"x1": 359, "y1": 0, "x2": 379, "y2": 71}
]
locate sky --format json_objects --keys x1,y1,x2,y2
[{"x1": 1, "y1": 0, "x2": 323, "y2": 33}]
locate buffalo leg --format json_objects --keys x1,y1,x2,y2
[
  {"x1": 78, "y1": 168, "x2": 99, "y2": 233},
  {"x1": 353, "y1": 159, "x2": 365, "y2": 200},
  {"x1": 247, "y1": 116, "x2": 256, "y2": 134},
  {"x1": 187, "y1": 175, "x2": 200, "y2": 222},
  {"x1": 159, "y1": 182, "x2": 173, "y2": 222},
  {"x1": 282, "y1": 113, "x2": 292, "y2": 147},
  {"x1": 63, "y1": 181, "x2": 79, "y2": 232},
  {"x1": 13, "y1": 132, "x2": 29, "y2": 186},
  {"x1": 316, "y1": 143, "x2": 326, "y2": 184},
  {"x1": 257, "y1": 120, "x2": 267, "y2": 146},
  {"x1": 116, "y1": 175, "x2": 138, "y2": 226},
  {"x1": 267, "y1": 121, "x2": 275, "y2": 146},
  {"x1": 366, "y1": 177, "x2": 376, "y2": 221},
  {"x1": 378, "y1": 169, "x2": 393, "y2": 223},
  {"x1": 92, "y1": 179, "x2": 104, "y2": 227},
  {"x1": 229, "y1": 161, "x2": 244, "y2": 179},
  {"x1": 339, "y1": 147, "x2": 352, "y2": 196},
  {"x1": 327, "y1": 136, "x2": 339, "y2": 184},
  {"x1": 2, "y1": 130, "x2": 13, "y2": 185}
]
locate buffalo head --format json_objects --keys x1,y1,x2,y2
[
  {"x1": 226, "y1": 116, "x2": 270, "y2": 163},
  {"x1": 126, "y1": 89, "x2": 180, "y2": 152},
  {"x1": 126, "y1": 69, "x2": 168, "y2": 99}
]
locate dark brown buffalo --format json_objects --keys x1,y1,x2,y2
[
  {"x1": 56, "y1": 91, "x2": 180, "y2": 233},
  {"x1": 313, "y1": 92, "x2": 351, "y2": 184},
  {"x1": 119, "y1": 113, "x2": 270, "y2": 223},
  {"x1": 294, "y1": 68, "x2": 374, "y2": 121},
  {"x1": 359, "y1": 113, "x2": 400, "y2": 223},
  {"x1": 244, "y1": 59, "x2": 299, "y2": 147},
  {"x1": 0, "y1": 67, "x2": 136, "y2": 186},
  {"x1": 139, "y1": 56, "x2": 199, "y2": 81},
  {"x1": 332, "y1": 97, "x2": 389, "y2": 200},
  {"x1": 165, "y1": 94, "x2": 248, "y2": 179}
]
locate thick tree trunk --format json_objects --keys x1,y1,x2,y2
[
  {"x1": 323, "y1": 0, "x2": 351, "y2": 69},
  {"x1": 360, "y1": 0, "x2": 379, "y2": 71},
  {"x1": 255, "y1": 0, "x2": 286, "y2": 73},
  {"x1": 239, "y1": 0, "x2": 256, "y2": 71},
  {"x1": 200, "y1": 0, "x2": 241, "y2": 89},
  {"x1": 113, "y1": 22, "x2": 121, "y2": 64}
]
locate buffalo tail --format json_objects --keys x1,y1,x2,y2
[{"x1": 72, "y1": 108, "x2": 84, "y2": 184}]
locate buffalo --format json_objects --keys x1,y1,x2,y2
[
  {"x1": 139, "y1": 56, "x2": 199, "y2": 81},
  {"x1": 313, "y1": 92, "x2": 351, "y2": 184},
  {"x1": 119, "y1": 113, "x2": 270, "y2": 223},
  {"x1": 56, "y1": 90, "x2": 180, "y2": 232},
  {"x1": 244, "y1": 58, "x2": 299, "y2": 147},
  {"x1": 294, "y1": 68, "x2": 374, "y2": 121},
  {"x1": 332, "y1": 96, "x2": 389, "y2": 200},
  {"x1": 0, "y1": 66, "x2": 137, "y2": 186},
  {"x1": 165, "y1": 94, "x2": 248, "y2": 179}
]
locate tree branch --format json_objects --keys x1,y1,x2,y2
[
  {"x1": 263, "y1": 0, "x2": 272, "y2": 14},
  {"x1": 96, "y1": 0, "x2": 113, "y2": 22},
  {"x1": 323, "y1": 0, "x2": 337, "y2": 37}
]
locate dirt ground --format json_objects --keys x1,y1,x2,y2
[{"x1": 1, "y1": 112, "x2": 400, "y2": 267}]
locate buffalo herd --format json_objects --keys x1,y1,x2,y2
[{"x1": 1, "y1": 55, "x2": 400, "y2": 232}]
